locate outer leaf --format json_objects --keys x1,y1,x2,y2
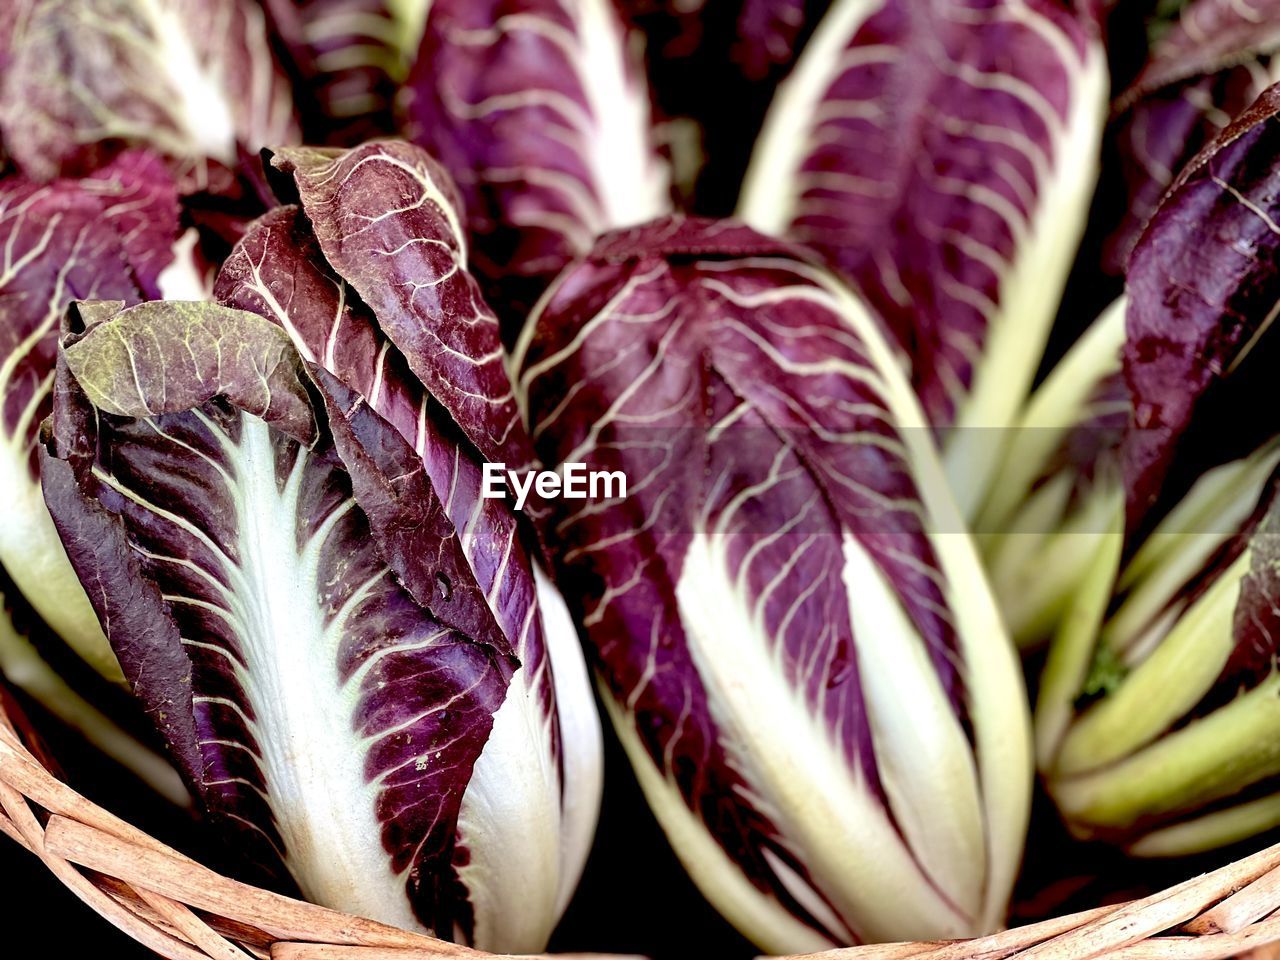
[
  {"x1": 211, "y1": 206, "x2": 516, "y2": 646},
  {"x1": 66, "y1": 301, "x2": 317, "y2": 438},
  {"x1": 212, "y1": 202, "x2": 603, "y2": 949},
  {"x1": 1102, "y1": 0, "x2": 1280, "y2": 277},
  {"x1": 1124, "y1": 82, "x2": 1280, "y2": 536},
  {"x1": 42, "y1": 299, "x2": 537, "y2": 942},
  {"x1": 269, "y1": 142, "x2": 530, "y2": 469},
  {"x1": 402, "y1": 0, "x2": 671, "y2": 335},
  {"x1": 0, "y1": 565, "x2": 188, "y2": 804},
  {"x1": 512, "y1": 217, "x2": 1029, "y2": 951},
  {"x1": 1129, "y1": 0, "x2": 1280, "y2": 98},
  {"x1": 1105, "y1": 60, "x2": 1280, "y2": 274},
  {"x1": 0, "y1": 153, "x2": 183, "y2": 681},
  {"x1": 737, "y1": 0, "x2": 1108, "y2": 517},
  {"x1": 0, "y1": 0, "x2": 298, "y2": 182}
]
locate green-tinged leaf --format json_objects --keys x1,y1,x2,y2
[{"x1": 63, "y1": 300, "x2": 318, "y2": 444}]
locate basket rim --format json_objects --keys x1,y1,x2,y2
[{"x1": 4, "y1": 693, "x2": 1280, "y2": 960}]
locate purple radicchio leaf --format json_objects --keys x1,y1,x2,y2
[
  {"x1": 261, "y1": 0, "x2": 429, "y2": 145},
  {"x1": 212, "y1": 204, "x2": 525, "y2": 662},
  {"x1": 401, "y1": 0, "x2": 671, "y2": 340},
  {"x1": 737, "y1": 0, "x2": 1108, "y2": 519},
  {"x1": 38, "y1": 298, "x2": 564, "y2": 947},
  {"x1": 0, "y1": 0, "x2": 299, "y2": 184},
  {"x1": 268, "y1": 142, "x2": 531, "y2": 470},
  {"x1": 0, "y1": 152, "x2": 184, "y2": 682},
  {"x1": 1128, "y1": 0, "x2": 1280, "y2": 99},
  {"x1": 211, "y1": 200, "x2": 603, "y2": 950},
  {"x1": 1123, "y1": 82, "x2": 1280, "y2": 538},
  {"x1": 1105, "y1": 59, "x2": 1280, "y2": 275},
  {"x1": 1102, "y1": 0, "x2": 1280, "y2": 276},
  {"x1": 511, "y1": 215, "x2": 1030, "y2": 952}
]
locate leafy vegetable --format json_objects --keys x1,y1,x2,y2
[
  {"x1": 1104, "y1": 0, "x2": 1280, "y2": 274},
  {"x1": 32, "y1": 139, "x2": 601, "y2": 950},
  {"x1": 1106, "y1": 61, "x2": 1280, "y2": 274},
  {"x1": 0, "y1": 567, "x2": 189, "y2": 805},
  {"x1": 1128, "y1": 0, "x2": 1280, "y2": 97},
  {"x1": 1123, "y1": 82, "x2": 1280, "y2": 537},
  {"x1": 737, "y1": 0, "x2": 1108, "y2": 517},
  {"x1": 0, "y1": 0, "x2": 298, "y2": 184},
  {"x1": 402, "y1": 0, "x2": 671, "y2": 337},
  {"x1": 511, "y1": 216, "x2": 1030, "y2": 952},
  {"x1": 222, "y1": 143, "x2": 603, "y2": 925},
  {"x1": 975, "y1": 5, "x2": 1280, "y2": 644},
  {"x1": 0, "y1": 152, "x2": 190, "y2": 683},
  {"x1": 1038, "y1": 450, "x2": 1280, "y2": 855},
  {"x1": 264, "y1": 140, "x2": 531, "y2": 465},
  {"x1": 42, "y1": 295, "x2": 599, "y2": 951},
  {"x1": 1036, "y1": 82, "x2": 1280, "y2": 854}
]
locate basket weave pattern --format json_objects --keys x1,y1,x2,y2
[{"x1": 5, "y1": 694, "x2": 1280, "y2": 960}]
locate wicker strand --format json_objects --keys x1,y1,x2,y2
[
  {"x1": 96, "y1": 872, "x2": 276, "y2": 954},
  {"x1": 769, "y1": 906, "x2": 1128, "y2": 960},
  {"x1": 42, "y1": 815, "x2": 489, "y2": 954},
  {"x1": 7, "y1": 688, "x2": 1280, "y2": 960},
  {"x1": 1186, "y1": 864, "x2": 1280, "y2": 935},
  {"x1": 0, "y1": 719, "x2": 193, "y2": 859},
  {"x1": 1020, "y1": 841, "x2": 1280, "y2": 960},
  {"x1": 134, "y1": 887, "x2": 258, "y2": 960}
]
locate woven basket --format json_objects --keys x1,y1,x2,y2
[{"x1": 5, "y1": 693, "x2": 1280, "y2": 960}]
